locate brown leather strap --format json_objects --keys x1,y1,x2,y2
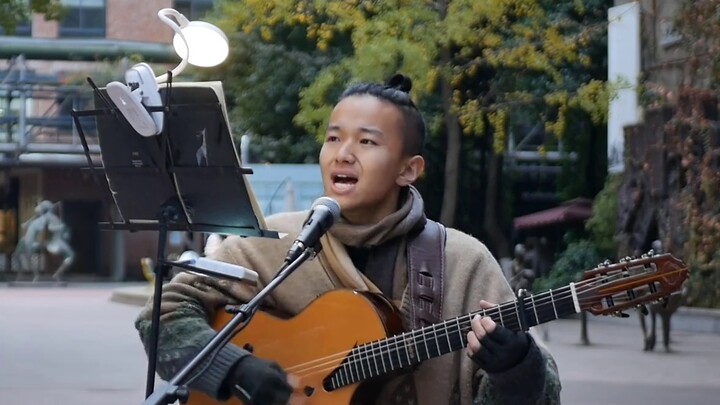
[{"x1": 407, "y1": 220, "x2": 446, "y2": 328}]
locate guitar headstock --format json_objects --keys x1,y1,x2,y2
[{"x1": 576, "y1": 252, "x2": 688, "y2": 316}]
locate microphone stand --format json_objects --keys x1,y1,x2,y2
[{"x1": 142, "y1": 246, "x2": 318, "y2": 405}]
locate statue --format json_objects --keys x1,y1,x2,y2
[
  {"x1": 509, "y1": 243, "x2": 536, "y2": 292},
  {"x1": 639, "y1": 240, "x2": 685, "y2": 352},
  {"x1": 12, "y1": 200, "x2": 75, "y2": 283}
]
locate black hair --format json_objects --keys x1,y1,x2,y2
[{"x1": 338, "y1": 74, "x2": 426, "y2": 156}]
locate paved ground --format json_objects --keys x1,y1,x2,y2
[
  {"x1": 2, "y1": 284, "x2": 720, "y2": 405},
  {"x1": 0, "y1": 284, "x2": 148, "y2": 405},
  {"x1": 540, "y1": 319, "x2": 720, "y2": 404}
]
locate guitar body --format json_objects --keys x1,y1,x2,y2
[{"x1": 188, "y1": 290, "x2": 405, "y2": 405}]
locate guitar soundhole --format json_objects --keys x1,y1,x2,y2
[{"x1": 303, "y1": 386, "x2": 315, "y2": 397}]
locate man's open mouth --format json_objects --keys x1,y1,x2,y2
[{"x1": 332, "y1": 174, "x2": 358, "y2": 191}]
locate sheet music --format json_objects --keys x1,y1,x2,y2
[{"x1": 93, "y1": 81, "x2": 269, "y2": 235}]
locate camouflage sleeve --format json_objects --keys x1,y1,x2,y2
[
  {"x1": 134, "y1": 272, "x2": 251, "y2": 400},
  {"x1": 473, "y1": 337, "x2": 561, "y2": 405}
]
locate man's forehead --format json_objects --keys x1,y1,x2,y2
[{"x1": 329, "y1": 95, "x2": 403, "y2": 128}]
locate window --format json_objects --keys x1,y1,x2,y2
[
  {"x1": 174, "y1": 0, "x2": 214, "y2": 21},
  {"x1": 0, "y1": 18, "x2": 31, "y2": 37},
  {"x1": 59, "y1": 0, "x2": 106, "y2": 38}
]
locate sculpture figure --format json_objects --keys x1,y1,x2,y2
[
  {"x1": 509, "y1": 243, "x2": 536, "y2": 292},
  {"x1": 13, "y1": 200, "x2": 75, "y2": 282},
  {"x1": 639, "y1": 240, "x2": 685, "y2": 352}
]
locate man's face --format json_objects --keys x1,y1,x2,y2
[{"x1": 319, "y1": 95, "x2": 412, "y2": 224}]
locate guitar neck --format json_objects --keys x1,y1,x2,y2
[{"x1": 326, "y1": 285, "x2": 579, "y2": 390}]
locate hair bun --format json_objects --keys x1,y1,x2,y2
[{"x1": 386, "y1": 74, "x2": 412, "y2": 93}]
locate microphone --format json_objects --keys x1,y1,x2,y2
[
  {"x1": 285, "y1": 197, "x2": 341, "y2": 263},
  {"x1": 172, "y1": 250, "x2": 259, "y2": 285}
]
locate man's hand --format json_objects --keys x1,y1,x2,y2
[
  {"x1": 466, "y1": 300, "x2": 530, "y2": 373},
  {"x1": 229, "y1": 355, "x2": 306, "y2": 405}
]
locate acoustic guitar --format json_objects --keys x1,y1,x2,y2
[{"x1": 187, "y1": 252, "x2": 688, "y2": 405}]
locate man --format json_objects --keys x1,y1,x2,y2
[{"x1": 136, "y1": 75, "x2": 561, "y2": 404}]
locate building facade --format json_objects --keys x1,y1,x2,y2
[{"x1": 0, "y1": 0, "x2": 231, "y2": 281}]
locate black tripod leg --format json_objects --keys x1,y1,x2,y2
[{"x1": 145, "y1": 223, "x2": 170, "y2": 398}]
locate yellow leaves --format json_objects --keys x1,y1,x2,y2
[
  {"x1": 544, "y1": 105, "x2": 567, "y2": 138},
  {"x1": 260, "y1": 26, "x2": 273, "y2": 41},
  {"x1": 217, "y1": 0, "x2": 606, "y2": 151},
  {"x1": 456, "y1": 99, "x2": 485, "y2": 136},
  {"x1": 482, "y1": 33, "x2": 503, "y2": 49},
  {"x1": 544, "y1": 91, "x2": 569, "y2": 137},
  {"x1": 424, "y1": 68, "x2": 439, "y2": 93},
  {"x1": 488, "y1": 109, "x2": 508, "y2": 153},
  {"x1": 571, "y1": 79, "x2": 609, "y2": 124},
  {"x1": 543, "y1": 26, "x2": 577, "y2": 64}
]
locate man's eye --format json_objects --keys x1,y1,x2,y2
[
  {"x1": 360, "y1": 139, "x2": 377, "y2": 145},
  {"x1": 325, "y1": 135, "x2": 339, "y2": 142}
]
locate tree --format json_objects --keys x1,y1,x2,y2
[
  {"x1": 196, "y1": 30, "x2": 334, "y2": 163},
  {"x1": 216, "y1": 0, "x2": 609, "y2": 254},
  {"x1": 585, "y1": 173, "x2": 620, "y2": 257},
  {"x1": 202, "y1": 11, "x2": 350, "y2": 163},
  {"x1": 0, "y1": 0, "x2": 63, "y2": 34}
]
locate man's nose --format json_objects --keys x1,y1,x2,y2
[{"x1": 335, "y1": 141, "x2": 356, "y2": 163}]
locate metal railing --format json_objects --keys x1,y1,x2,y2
[{"x1": 1, "y1": 58, "x2": 101, "y2": 165}]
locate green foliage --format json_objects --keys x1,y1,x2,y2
[
  {"x1": 211, "y1": 0, "x2": 611, "y2": 234},
  {"x1": 686, "y1": 263, "x2": 720, "y2": 309},
  {"x1": 670, "y1": 96, "x2": 720, "y2": 307},
  {"x1": 217, "y1": 0, "x2": 609, "y2": 144},
  {"x1": 533, "y1": 239, "x2": 602, "y2": 292},
  {"x1": 0, "y1": 0, "x2": 64, "y2": 34},
  {"x1": 585, "y1": 173, "x2": 621, "y2": 256},
  {"x1": 673, "y1": 0, "x2": 720, "y2": 88},
  {"x1": 206, "y1": 5, "x2": 342, "y2": 162}
]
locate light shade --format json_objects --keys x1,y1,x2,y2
[
  {"x1": 172, "y1": 21, "x2": 229, "y2": 68},
  {"x1": 155, "y1": 8, "x2": 230, "y2": 82}
]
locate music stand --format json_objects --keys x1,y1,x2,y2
[{"x1": 71, "y1": 73, "x2": 278, "y2": 398}]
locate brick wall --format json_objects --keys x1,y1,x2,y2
[
  {"x1": 106, "y1": 0, "x2": 174, "y2": 43},
  {"x1": 32, "y1": 13, "x2": 58, "y2": 38},
  {"x1": 30, "y1": 0, "x2": 174, "y2": 43}
]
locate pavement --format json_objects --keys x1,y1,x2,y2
[
  {"x1": 2, "y1": 283, "x2": 720, "y2": 405},
  {"x1": 0, "y1": 283, "x2": 150, "y2": 405}
]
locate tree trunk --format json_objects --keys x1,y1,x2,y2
[
  {"x1": 439, "y1": 53, "x2": 461, "y2": 226},
  {"x1": 483, "y1": 148, "x2": 510, "y2": 257}
]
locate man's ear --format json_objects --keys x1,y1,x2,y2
[{"x1": 396, "y1": 155, "x2": 425, "y2": 186}]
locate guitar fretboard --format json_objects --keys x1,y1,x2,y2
[{"x1": 323, "y1": 287, "x2": 579, "y2": 391}]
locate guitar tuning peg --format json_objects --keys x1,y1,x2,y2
[
  {"x1": 637, "y1": 304, "x2": 648, "y2": 315},
  {"x1": 647, "y1": 249, "x2": 655, "y2": 256},
  {"x1": 603, "y1": 259, "x2": 611, "y2": 266}
]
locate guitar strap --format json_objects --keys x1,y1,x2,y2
[{"x1": 407, "y1": 219, "x2": 447, "y2": 329}]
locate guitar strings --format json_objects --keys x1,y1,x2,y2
[
  {"x1": 286, "y1": 270, "x2": 651, "y2": 378},
  {"x1": 285, "y1": 268, "x2": 685, "y2": 382},
  {"x1": 285, "y1": 270, "x2": 607, "y2": 375},
  {"x1": 283, "y1": 273, "x2": 608, "y2": 377}
]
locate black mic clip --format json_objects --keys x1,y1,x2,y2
[{"x1": 284, "y1": 196, "x2": 340, "y2": 264}]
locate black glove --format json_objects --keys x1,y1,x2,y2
[
  {"x1": 471, "y1": 325, "x2": 531, "y2": 373},
  {"x1": 228, "y1": 355, "x2": 292, "y2": 405}
]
